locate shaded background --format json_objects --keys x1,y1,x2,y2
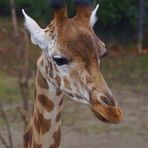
[{"x1": 0, "y1": 0, "x2": 148, "y2": 148}]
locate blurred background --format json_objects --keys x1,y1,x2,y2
[{"x1": 0, "y1": 0, "x2": 148, "y2": 148}]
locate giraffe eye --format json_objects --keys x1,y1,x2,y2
[{"x1": 53, "y1": 57, "x2": 70, "y2": 66}]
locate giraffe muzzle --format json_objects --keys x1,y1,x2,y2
[{"x1": 90, "y1": 96, "x2": 124, "y2": 124}]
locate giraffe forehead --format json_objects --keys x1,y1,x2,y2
[
  {"x1": 57, "y1": 21, "x2": 97, "y2": 60},
  {"x1": 57, "y1": 33, "x2": 98, "y2": 63},
  {"x1": 45, "y1": 19, "x2": 99, "y2": 63}
]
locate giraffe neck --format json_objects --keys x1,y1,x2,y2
[{"x1": 24, "y1": 57, "x2": 63, "y2": 148}]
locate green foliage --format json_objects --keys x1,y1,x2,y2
[
  {"x1": 15, "y1": 0, "x2": 52, "y2": 21},
  {"x1": 98, "y1": 0, "x2": 138, "y2": 29},
  {"x1": 0, "y1": 0, "x2": 10, "y2": 15},
  {"x1": 0, "y1": 0, "x2": 148, "y2": 30}
]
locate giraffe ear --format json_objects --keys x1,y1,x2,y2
[
  {"x1": 22, "y1": 9, "x2": 48, "y2": 50},
  {"x1": 90, "y1": 4, "x2": 99, "y2": 27}
]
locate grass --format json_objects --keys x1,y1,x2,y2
[
  {"x1": 0, "y1": 71, "x2": 20, "y2": 102},
  {"x1": 0, "y1": 69, "x2": 35, "y2": 104},
  {"x1": 102, "y1": 55, "x2": 148, "y2": 89},
  {"x1": 0, "y1": 118, "x2": 6, "y2": 126}
]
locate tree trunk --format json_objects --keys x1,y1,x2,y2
[
  {"x1": 10, "y1": 0, "x2": 19, "y2": 37},
  {"x1": 17, "y1": 29, "x2": 30, "y2": 112},
  {"x1": 137, "y1": 0, "x2": 145, "y2": 53},
  {"x1": 10, "y1": 0, "x2": 30, "y2": 127}
]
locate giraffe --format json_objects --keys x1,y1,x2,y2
[{"x1": 22, "y1": 0, "x2": 124, "y2": 147}]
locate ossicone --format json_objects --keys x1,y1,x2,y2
[
  {"x1": 75, "y1": 0, "x2": 91, "y2": 19},
  {"x1": 75, "y1": 0, "x2": 91, "y2": 6},
  {"x1": 51, "y1": 0, "x2": 67, "y2": 23}
]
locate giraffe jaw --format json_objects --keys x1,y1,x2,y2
[{"x1": 22, "y1": 9, "x2": 55, "y2": 51}]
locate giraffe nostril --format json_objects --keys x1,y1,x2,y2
[{"x1": 100, "y1": 95, "x2": 116, "y2": 106}]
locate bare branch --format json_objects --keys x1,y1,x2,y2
[
  {"x1": 16, "y1": 106, "x2": 29, "y2": 128},
  {"x1": 137, "y1": 0, "x2": 145, "y2": 53},
  {"x1": 0, "y1": 100, "x2": 13, "y2": 148},
  {"x1": 10, "y1": 0, "x2": 19, "y2": 37},
  {"x1": 0, "y1": 133, "x2": 9, "y2": 148},
  {"x1": 17, "y1": 29, "x2": 30, "y2": 112}
]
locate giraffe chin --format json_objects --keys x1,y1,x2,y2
[{"x1": 90, "y1": 100, "x2": 124, "y2": 124}]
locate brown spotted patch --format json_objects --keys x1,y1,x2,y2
[
  {"x1": 23, "y1": 126, "x2": 33, "y2": 148},
  {"x1": 34, "y1": 113, "x2": 40, "y2": 134},
  {"x1": 55, "y1": 76, "x2": 61, "y2": 87},
  {"x1": 48, "y1": 61, "x2": 53, "y2": 72},
  {"x1": 49, "y1": 71, "x2": 53, "y2": 78},
  {"x1": 50, "y1": 127, "x2": 61, "y2": 148},
  {"x1": 37, "y1": 71, "x2": 49, "y2": 89},
  {"x1": 34, "y1": 109, "x2": 51, "y2": 135},
  {"x1": 47, "y1": 62, "x2": 53, "y2": 78},
  {"x1": 56, "y1": 89, "x2": 62, "y2": 96},
  {"x1": 38, "y1": 95, "x2": 54, "y2": 112},
  {"x1": 45, "y1": 65, "x2": 48, "y2": 74},
  {"x1": 59, "y1": 98, "x2": 63, "y2": 106},
  {"x1": 75, "y1": 94, "x2": 83, "y2": 100},
  {"x1": 33, "y1": 140, "x2": 42, "y2": 148},
  {"x1": 45, "y1": 28, "x2": 49, "y2": 32},
  {"x1": 51, "y1": 35, "x2": 55, "y2": 40},
  {"x1": 66, "y1": 92, "x2": 74, "y2": 98},
  {"x1": 40, "y1": 60, "x2": 44, "y2": 66},
  {"x1": 50, "y1": 29, "x2": 54, "y2": 34},
  {"x1": 63, "y1": 77, "x2": 70, "y2": 89},
  {"x1": 48, "y1": 24, "x2": 52, "y2": 28},
  {"x1": 56, "y1": 112, "x2": 61, "y2": 122}
]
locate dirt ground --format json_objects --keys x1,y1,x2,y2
[{"x1": 0, "y1": 85, "x2": 148, "y2": 148}]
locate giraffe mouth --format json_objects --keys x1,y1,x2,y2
[{"x1": 90, "y1": 99, "x2": 124, "y2": 124}]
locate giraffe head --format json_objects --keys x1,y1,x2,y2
[{"x1": 22, "y1": 0, "x2": 123, "y2": 124}]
